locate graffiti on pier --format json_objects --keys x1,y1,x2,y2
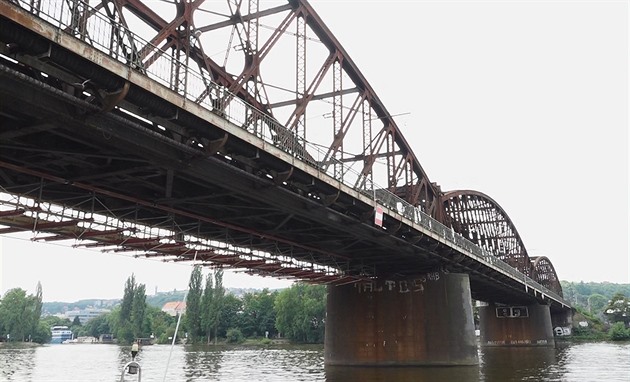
[{"x1": 354, "y1": 272, "x2": 441, "y2": 294}]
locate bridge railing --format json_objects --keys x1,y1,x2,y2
[{"x1": 7, "y1": 0, "x2": 566, "y2": 305}]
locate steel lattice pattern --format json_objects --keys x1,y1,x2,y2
[
  {"x1": 0, "y1": 0, "x2": 566, "y2": 303},
  {"x1": 442, "y1": 190, "x2": 563, "y2": 297}
]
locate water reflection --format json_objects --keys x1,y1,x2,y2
[
  {"x1": 325, "y1": 364, "x2": 480, "y2": 382},
  {"x1": 118, "y1": 344, "x2": 136, "y2": 364},
  {"x1": 0, "y1": 344, "x2": 36, "y2": 381},
  {"x1": 184, "y1": 344, "x2": 224, "y2": 379},
  {"x1": 553, "y1": 342, "x2": 630, "y2": 382},
  {"x1": 480, "y1": 346, "x2": 557, "y2": 382},
  {"x1": 0, "y1": 341, "x2": 627, "y2": 381},
  {"x1": 179, "y1": 344, "x2": 325, "y2": 381}
]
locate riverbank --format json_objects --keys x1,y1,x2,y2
[{"x1": 0, "y1": 341, "x2": 40, "y2": 348}]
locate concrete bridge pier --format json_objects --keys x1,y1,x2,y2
[
  {"x1": 478, "y1": 303, "x2": 555, "y2": 347},
  {"x1": 551, "y1": 308, "x2": 574, "y2": 337},
  {"x1": 324, "y1": 272, "x2": 478, "y2": 366}
]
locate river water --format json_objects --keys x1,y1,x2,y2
[{"x1": 1, "y1": 341, "x2": 628, "y2": 382}]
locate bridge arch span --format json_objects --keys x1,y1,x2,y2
[
  {"x1": 441, "y1": 190, "x2": 533, "y2": 276},
  {"x1": 531, "y1": 256, "x2": 563, "y2": 297}
]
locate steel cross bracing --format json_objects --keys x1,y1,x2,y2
[
  {"x1": 0, "y1": 0, "x2": 569, "y2": 308},
  {"x1": 24, "y1": 0, "x2": 440, "y2": 214}
]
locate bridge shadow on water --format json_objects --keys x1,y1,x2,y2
[
  {"x1": 325, "y1": 364, "x2": 481, "y2": 382},
  {"x1": 479, "y1": 346, "x2": 559, "y2": 382},
  {"x1": 324, "y1": 345, "x2": 560, "y2": 382}
]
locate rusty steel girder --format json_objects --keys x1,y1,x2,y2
[
  {"x1": 0, "y1": 0, "x2": 564, "y2": 298},
  {"x1": 441, "y1": 190, "x2": 563, "y2": 297},
  {"x1": 530, "y1": 256, "x2": 563, "y2": 297},
  {"x1": 43, "y1": 0, "x2": 442, "y2": 215}
]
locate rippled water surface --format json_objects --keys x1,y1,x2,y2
[{"x1": 1, "y1": 341, "x2": 628, "y2": 381}]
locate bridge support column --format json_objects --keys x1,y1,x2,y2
[
  {"x1": 324, "y1": 272, "x2": 478, "y2": 366},
  {"x1": 551, "y1": 308, "x2": 574, "y2": 337},
  {"x1": 479, "y1": 303, "x2": 555, "y2": 347}
]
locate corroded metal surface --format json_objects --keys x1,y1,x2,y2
[
  {"x1": 442, "y1": 190, "x2": 563, "y2": 297},
  {"x1": 479, "y1": 303, "x2": 555, "y2": 347},
  {"x1": 325, "y1": 272, "x2": 478, "y2": 365},
  {"x1": 0, "y1": 0, "x2": 569, "y2": 308}
]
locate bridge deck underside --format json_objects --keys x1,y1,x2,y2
[
  {"x1": 0, "y1": 9, "x2": 563, "y2": 309},
  {"x1": 0, "y1": 60, "x2": 542, "y2": 306}
]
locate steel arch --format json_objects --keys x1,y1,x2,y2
[
  {"x1": 442, "y1": 190, "x2": 564, "y2": 297},
  {"x1": 0, "y1": 0, "x2": 567, "y2": 301},
  {"x1": 531, "y1": 256, "x2": 563, "y2": 297},
  {"x1": 441, "y1": 190, "x2": 533, "y2": 276}
]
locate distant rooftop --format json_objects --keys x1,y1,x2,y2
[{"x1": 161, "y1": 301, "x2": 186, "y2": 316}]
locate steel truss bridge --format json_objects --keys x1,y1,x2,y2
[{"x1": 0, "y1": 0, "x2": 570, "y2": 311}]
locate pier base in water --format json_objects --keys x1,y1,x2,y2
[
  {"x1": 479, "y1": 303, "x2": 555, "y2": 347},
  {"x1": 324, "y1": 272, "x2": 478, "y2": 366}
]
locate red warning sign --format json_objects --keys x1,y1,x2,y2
[{"x1": 374, "y1": 206, "x2": 383, "y2": 227}]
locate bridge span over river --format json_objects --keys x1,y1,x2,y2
[{"x1": 0, "y1": 0, "x2": 572, "y2": 365}]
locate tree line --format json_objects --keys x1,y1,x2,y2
[
  {"x1": 560, "y1": 280, "x2": 630, "y2": 340},
  {"x1": 0, "y1": 270, "x2": 327, "y2": 345},
  {"x1": 4, "y1": 277, "x2": 626, "y2": 345},
  {"x1": 561, "y1": 280, "x2": 630, "y2": 312},
  {"x1": 182, "y1": 266, "x2": 326, "y2": 344}
]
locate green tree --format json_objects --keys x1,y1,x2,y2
[
  {"x1": 217, "y1": 294, "x2": 242, "y2": 338},
  {"x1": 242, "y1": 289, "x2": 277, "y2": 338},
  {"x1": 131, "y1": 283, "x2": 147, "y2": 338},
  {"x1": 144, "y1": 305, "x2": 174, "y2": 341},
  {"x1": 225, "y1": 327, "x2": 244, "y2": 343},
  {"x1": 560, "y1": 281, "x2": 630, "y2": 312},
  {"x1": 184, "y1": 265, "x2": 204, "y2": 343},
  {"x1": 604, "y1": 293, "x2": 630, "y2": 325},
  {"x1": 201, "y1": 272, "x2": 214, "y2": 343},
  {"x1": 275, "y1": 283, "x2": 326, "y2": 343},
  {"x1": 113, "y1": 274, "x2": 148, "y2": 344},
  {"x1": 70, "y1": 315, "x2": 82, "y2": 338},
  {"x1": 587, "y1": 294, "x2": 608, "y2": 315},
  {"x1": 32, "y1": 321, "x2": 52, "y2": 343},
  {"x1": 82, "y1": 314, "x2": 111, "y2": 338},
  {"x1": 106, "y1": 306, "x2": 120, "y2": 330},
  {"x1": 32, "y1": 282, "x2": 43, "y2": 337},
  {"x1": 1, "y1": 293, "x2": 7, "y2": 339},
  {"x1": 608, "y1": 321, "x2": 630, "y2": 341},
  {"x1": 210, "y1": 269, "x2": 225, "y2": 343},
  {"x1": 574, "y1": 281, "x2": 591, "y2": 296},
  {"x1": 0, "y1": 288, "x2": 35, "y2": 342},
  {"x1": 120, "y1": 274, "x2": 136, "y2": 324}
]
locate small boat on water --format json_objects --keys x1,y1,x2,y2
[{"x1": 50, "y1": 326, "x2": 73, "y2": 344}]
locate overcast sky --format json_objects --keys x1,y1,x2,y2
[{"x1": 1, "y1": 0, "x2": 628, "y2": 302}]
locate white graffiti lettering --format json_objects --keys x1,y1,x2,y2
[
  {"x1": 509, "y1": 340, "x2": 531, "y2": 345},
  {"x1": 354, "y1": 272, "x2": 441, "y2": 294},
  {"x1": 412, "y1": 279, "x2": 425, "y2": 292},
  {"x1": 398, "y1": 280, "x2": 410, "y2": 293}
]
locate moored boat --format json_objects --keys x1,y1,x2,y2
[{"x1": 50, "y1": 326, "x2": 73, "y2": 344}]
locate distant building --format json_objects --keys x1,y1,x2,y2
[
  {"x1": 64, "y1": 308, "x2": 110, "y2": 324},
  {"x1": 162, "y1": 301, "x2": 186, "y2": 316},
  {"x1": 99, "y1": 333, "x2": 114, "y2": 343}
]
